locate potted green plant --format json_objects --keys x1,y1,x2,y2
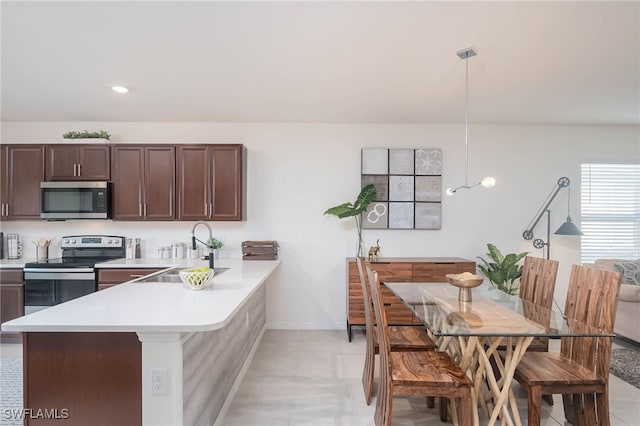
[
  {"x1": 324, "y1": 184, "x2": 377, "y2": 257},
  {"x1": 477, "y1": 243, "x2": 528, "y2": 295},
  {"x1": 207, "y1": 238, "x2": 223, "y2": 259},
  {"x1": 63, "y1": 130, "x2": 111, "y2": 141}
]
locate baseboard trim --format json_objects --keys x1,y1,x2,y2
[{"x1": 266, "y1": 322, "x2": 345, "y2": 330}]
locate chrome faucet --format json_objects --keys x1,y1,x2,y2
[{"x1": 191, "y1": 221, "x2": 214, "y2": 269}]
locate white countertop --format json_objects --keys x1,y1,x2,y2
[
  {"x1": 2, "y1": 259, "x2": 280, "y2": 333},
  {"x1": 95, "y1": 257, "x2": 221, "y2": 269},
  {"x1": 0, "y1": 258, "x2": 35, "y2": 268}
]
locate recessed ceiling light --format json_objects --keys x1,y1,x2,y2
[{"x1": 112, "y1": 85, "x2": 129, "y2": 94}]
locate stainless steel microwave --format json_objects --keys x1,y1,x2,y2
[{"x1": 40, "y1": 181, "x2": 111, "y2": 219}]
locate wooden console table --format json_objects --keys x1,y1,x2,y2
[{"x1": 346, "y1": 257, "x2": 475, "y2": 341}]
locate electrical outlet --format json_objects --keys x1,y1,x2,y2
[{"x1": 151, "y1": 368, "x2": 168, "y2": 395}]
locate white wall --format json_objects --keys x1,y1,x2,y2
[{"x1": 2, "y1": 122, "x2": 639, "y2": 328}]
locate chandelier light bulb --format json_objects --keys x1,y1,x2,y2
[
  {"x1": 481, "y1": 176, "x2": 496, "y2": 188},
  {"x1": 111, "y1": 85, "x2": 129, "y2": 94},
  {"x1": 446, "y1": 188, "x2": 456, "y2": 196}
]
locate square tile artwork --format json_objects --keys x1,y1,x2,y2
[{"x1": 361, "y1": 148, "x2": 442, "y2": 230}]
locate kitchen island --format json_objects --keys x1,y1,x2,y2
[{"x1": 2, "y1": 259, "x2": 281, "y2": 426}]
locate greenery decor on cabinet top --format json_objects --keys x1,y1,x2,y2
[
  {"x1": 477, "y1": 243, "x2": 528, "y2": 295},
  {"x1": 63, "y1": 130, "x2": 111, "y2": 140}
]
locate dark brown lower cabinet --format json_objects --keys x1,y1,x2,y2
[
  {"x1": 97, "y1": 268, "x2": 163, "y2": 290},
  {"x1": 24, "y1": 332, "x2": 141, "y2": 426},
  {"x1": 0, "y1": 269, "x2": 24, "y2": 343}
]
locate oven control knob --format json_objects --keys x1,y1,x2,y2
[
  {"x1": 107, "y1": 239, "x2": 112, "y2": 244},
  {"x1": 113, "y1": 239, "x2": 120, "y2": 245},
  {"x1": 70, "y1": 239, "x2": 76, "y2": 244},
  {"x1": 63, "y1": 239, "x2": 69, "y2": 244}
]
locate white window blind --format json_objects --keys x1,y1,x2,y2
[{"x1": 580, "y1": 163, "x2": 640, "y2": 264}]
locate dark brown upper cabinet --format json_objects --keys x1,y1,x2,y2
[
  {"x1": 0, "y1": 145, "x2": 45, "y2": 220},
  {"x1": 111, "y1": 145, "x2": 175, "y2": 221},
  {"x1": 45, "y1": 145, "x2": 110, "y2": 181},
  {"x1": 177, "y1": 144, "x2": 244, "y2": 221}
]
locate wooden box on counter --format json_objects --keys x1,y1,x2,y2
[
  {"x1": 242, "y1": 240, "x2": 278, "y2": 260},
  {"x1": 346, "y1": 257, "x2": 476, "y2": 341}
]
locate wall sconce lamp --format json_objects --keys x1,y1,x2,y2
[
  {"x1": 446, "y1": 47, "x2": 495, "y2": 196},
  {"x1": 522, "y1": 176, "x2": 583, "y2": 259}
]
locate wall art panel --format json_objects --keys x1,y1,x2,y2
[{"x1": 361, "y1": 148, "x2": 442, "y2": 230}]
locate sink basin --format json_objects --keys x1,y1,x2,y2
[{"x1": 136, "y1": 267, "x2": 229, "y2": 283}]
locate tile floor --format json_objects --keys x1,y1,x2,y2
[
  {"x1": 1, "y1": 330, "x2": 639, "y2": 426},
  {"x1": 223, "y1": 329, "x2": 640, "y2": 426}
]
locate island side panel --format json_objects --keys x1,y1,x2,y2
[
  {"x1": 182, "y1": 283, "x2": 266, "y2": 425},
  {"x1": 24, "y1": 332, "x2": 141, "y2": 426}
]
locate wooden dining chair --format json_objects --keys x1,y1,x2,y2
[
  {"x1": 513, "y1": 264, "x2": 622, "y2": 426},
  {"x1": 366, "y1": 265, "x2": 473, "y2": 426},
  {"x1": 508, "y1": 256, "x2": 559, "y2": 406},
  {"x1": 498, "y1": 256, "x2": 558, "y2": 349},
  {"x1": 356, "y1": 257, "x2": 437, "y2": 405},
  {"x1": 519, "y1": 256, "x2": 559, "y2": 311}
]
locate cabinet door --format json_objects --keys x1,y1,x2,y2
[
  {"x1": 46, "y1": 145, "x2": 79, "y2": 180},
  {"x1": 97, "y1": 268, "x2": 163, "y2": 290},
  {"x1": 78, "y1": 145, "x2": 110, "y2": 180},
  {"x1": 47, "y1": 145, "x2": 110, "y2": 181},
  {"x1": 112, "y1": 146, "x2": 145, "y2": 220},
  {"x1": 177, "y1": 146, "x2": 210, "y2": 220},
  {"x1": 0, "y1": 269, "x2": 24, "y2": 343},
  {"x1": 144, "y1": 146, "x2": 175, "y2": 220},
  {"x1": 211, "y1": 145, "x2": 243, "y2": 221},
  {"x1": 1, "y1": 145, "x2": 45, "y2": 220}
]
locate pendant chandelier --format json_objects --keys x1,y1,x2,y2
[{"x1": 446, "y1": 47, "x2": 495, "y2": 196}]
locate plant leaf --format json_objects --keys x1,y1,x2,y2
[
  {"x1": 487, "y1": 243, "x2": 503, "y2": 263},
  {"x1": 324, "y1": 202, "x2": 357, "y2": 218},
  {"x1": 352, "y1": 184, "x2": 377, "y2": 214},
  {"x1": 324, "y1": 184, "x2": 377, "y2": 218}
]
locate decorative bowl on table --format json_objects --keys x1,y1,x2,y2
[
  {"x1": 446, "y1": 272, "x2": 484, "y2": 302},
  {"x1": 179, "y1": 268, "x2": 214, "y2": 291}
]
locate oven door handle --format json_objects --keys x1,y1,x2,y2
[
  {"x1": 24, "y1": 271, "x2": 96, "y2": 280},
  {"x1": 24, "y1": 268, "x2": 95, "y2": 274}
]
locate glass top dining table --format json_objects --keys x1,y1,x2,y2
[
  {"x1": 383, "y1": 281, "x2": 613, "y2": 426},
  {"x1": 384, "y1": 282, "x2": 613, "y2": 338}
]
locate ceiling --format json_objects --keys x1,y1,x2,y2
[{"x1": 2, "y1": 1, "x2": 638, "y2": 125}]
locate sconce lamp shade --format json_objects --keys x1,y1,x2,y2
[{"x1": 555, "y1": 217, "x2": 584, "y2": 236}]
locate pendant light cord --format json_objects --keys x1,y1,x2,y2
[{"x1": 464, "y1": 54, "x2": 469, "y2": 187}]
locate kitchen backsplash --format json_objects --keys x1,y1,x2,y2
[{"x1": 0, "y1": 221, "x2": 249, "y2": 261}]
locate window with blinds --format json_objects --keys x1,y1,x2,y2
[{"x1": 580, "y1": 163, "x2": 640, "y2": 264}]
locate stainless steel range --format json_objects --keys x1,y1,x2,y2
[{"x1": 23, "y1": 235, "x2": 125, "y2": 314}]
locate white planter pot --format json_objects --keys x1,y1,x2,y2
[{"x1": 63, "y1": 138, "x2": 109, "y2": 144}]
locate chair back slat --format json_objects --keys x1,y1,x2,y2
[
  {"x1": 366, "y1": 266, "x2": 392, "y2": 426},
  {"x1": 357, "y1": 257, "x2": 376, "y2": 337},
  {"x1": 519, "y1": 256, "x2": 559, "y2": 309},
  {"x1": 561, "y1": 264, "x2": 622, "y2": 378}
]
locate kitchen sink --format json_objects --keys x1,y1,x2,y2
[{"x1": 135, "y1": 267, "x2": 230, "y2": 283}]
